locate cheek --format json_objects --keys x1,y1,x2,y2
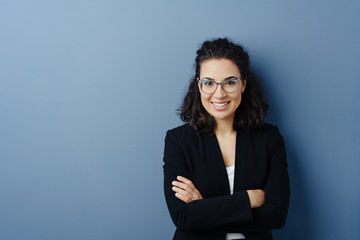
[
  {"x1": 233, "y1": 93, "x2": 243, "y2": 107},
  {"x1": 200, "y1": 93, "x2": 211, "y2": 108}
]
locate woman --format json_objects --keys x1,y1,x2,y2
[{"x1": 163, "y1": 38, "x2": 290, "y2": 240}]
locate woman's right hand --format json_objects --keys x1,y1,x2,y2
[{"x1": 246, "y1": 189, "x2": 265, "y2": 208}]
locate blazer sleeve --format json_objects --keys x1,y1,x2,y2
[
  {"x1": 222, "y1": 127, "x2": 290, "y2": 233},
  {"x1": 163, "y1": 130, "x2": 253, "y2": 232}
]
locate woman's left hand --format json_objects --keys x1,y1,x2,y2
[{"x1": 172, "y1": 176, "x2": 203, "y2": 203}]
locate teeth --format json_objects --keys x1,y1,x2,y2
[{"x1": 213, "y1": 102, "x2": 229, "y2": 107}]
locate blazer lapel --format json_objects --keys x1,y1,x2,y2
[
  {"x1": 234, "y1": 131, "x2": 257, "y2": 192},
  {"x1": 202, "y1": 133, "x2": 231, "y2": 195}
]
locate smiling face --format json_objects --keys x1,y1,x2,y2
[{"x1": 198, "y1": 58, "x2": 246, "y2": 123}]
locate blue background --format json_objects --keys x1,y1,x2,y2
[{"x1": 1, "y1": 0, "x2": 359, "y2": 239}]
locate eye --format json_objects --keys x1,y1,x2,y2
[
  {"x1": 224, "y1": 79, "x2": 236, "y2": 85},
  {"x1": 203, "y1": 80, "x2": 214, "y2": 86}
]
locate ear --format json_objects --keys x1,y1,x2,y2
[{"x1": 241, "y1": 79, "x2": 247, "y2": 93}]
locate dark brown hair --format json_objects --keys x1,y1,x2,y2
[{"x1": 179, "y1": 38, "x2": 268, "y2": 133}]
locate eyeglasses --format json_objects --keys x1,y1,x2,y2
[{"x1": 198, "y1": 77, "x2": 243, "y2": 94}]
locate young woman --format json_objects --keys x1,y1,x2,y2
[{"x1": 163, "y1": 38, "x2": 290, "y2": 240}]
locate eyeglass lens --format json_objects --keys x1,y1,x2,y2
[{"x1": 200, "y1": 79, "x2": 239, "y2": 94}]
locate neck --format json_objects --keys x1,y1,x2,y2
[{"x1": 214, "y1": 116, "x2": 235, "y2": 136}]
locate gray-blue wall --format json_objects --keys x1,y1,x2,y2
[{"x1": 1, "y1": 1, "x2": 359, "y2": 239}]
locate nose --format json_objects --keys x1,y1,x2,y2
[{"x1": 213, "y1": 83, "x2": 227, "y2": 98}]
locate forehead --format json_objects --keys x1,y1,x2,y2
[{"x1": 199, "y1": 58, "x2": 240, "y2": 78}]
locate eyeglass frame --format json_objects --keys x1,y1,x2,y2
[{"x1": 197, "y1": 77, "x2": 244, "y2": 94}]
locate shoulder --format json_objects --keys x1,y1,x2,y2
[
  {"x1": 244, "y1": 123, "x2": 284, "y2": 145},
  {"x1": 165, "y1": 123, "x2": 203, "y2": 147},
  {"x1": 252, "y1": 123, "x2": 286, "y2": 154},
  {"x1": 165, "y1": 123, "x2": 199, "y2": 143},
  {"x1": 167, "y1": 123, "x2": 195, "y2": 134},
  {"x1": 253, "y1": 123, "x2": 280, "y2": 136}
]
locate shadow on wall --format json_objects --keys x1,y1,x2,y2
[{"x1": 272, "y1": 147, "x2": 315, "y2": 239}]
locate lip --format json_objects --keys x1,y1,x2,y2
[{"x1": 211, "y1": 101, "x2": 230, "y2": 110}]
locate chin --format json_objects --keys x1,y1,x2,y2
[{"x1": 211, "y1": 112, "x2": 234, "y2": 121}]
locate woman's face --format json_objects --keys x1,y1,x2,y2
[{"x1": 198, "y1": 58, "x2": 246, "y2": 123}]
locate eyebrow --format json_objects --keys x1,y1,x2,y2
[{"x1": 201, "y1": 76, "x2": 239, "y2": 81}]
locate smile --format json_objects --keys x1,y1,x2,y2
[{"x1": 212, "y1": 101, "x2": 230, "y2": 107}]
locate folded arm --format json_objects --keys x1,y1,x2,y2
[
  {"x1": 163, "y1": 128, "x2": 290, "y2": 232},
  {"x1": 163, "y1": 131, "x2": 253, "y2": 231}
]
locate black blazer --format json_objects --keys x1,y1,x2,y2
[{"x1": 163, "y1": 124, "x2": 290, "y2": 240}]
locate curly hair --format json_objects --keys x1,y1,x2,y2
[{"x1": 179, "y1": 38, "x2": 268, "y2": 133}]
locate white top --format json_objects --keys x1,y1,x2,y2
[
  {"x1": 226, "y1": 165, "x2": 235, "y2": 194},
  {"x1": 225, "y1": 165, "x2": 245, "y2": 240}
]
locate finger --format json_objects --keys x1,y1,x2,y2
[
  {"x1": 172, "y1": 186, "x2": 201, "y2": 202},
  {"x1": 172, "y1": 181, "x2": 193, "y2": 191},
  {"x1": 175, "y1": 192, "x2": 192, "y2": 203},
  {"x1": 172, "y1": 186, "x2": 191, "y2": 197},
  {"x1": 176, "y1": 177, "x2": 197, "y2": 192},
  {"x1": 173, "y1": 185, "x2": 191, "y2": 201},
  {"x1": 177, "y1": 176, "x2": 195, "y2": 187}
]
